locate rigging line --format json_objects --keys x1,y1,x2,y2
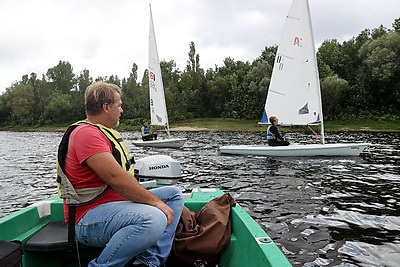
[
  {"x1": 277, "y1": 53, "x2": 294, "y2": 60},
  {"x1": 308, "y1": 125, "x2": 320, "y2": 137},
  {"x1": 287, "y1": 15, "x2": 300, "y2": 21},
  {"x1": 269, "y1": 89, "x2": 285, "y2": 96}
]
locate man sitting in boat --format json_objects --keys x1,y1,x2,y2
[
  {"x1": 57, "y1": 82, "x2": 184, "y2": 267},
  {"x1": 141, "y1": 119, "x2": 158, "y2": 141},
  {"x1": 267, "y1": 116, "x2": 290, "y2": 146}
]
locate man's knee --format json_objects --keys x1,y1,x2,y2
[
  {"x1": 148, "y1": 208, "x2": 168, "y2": 237},
  {"x1": 170, "y1": 186, "x2": 183, "y2": 199}
]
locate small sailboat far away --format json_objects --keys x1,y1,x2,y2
[
  {"x1": 133, "y1": 4, "x2": 186, "y2": 149},
  {"x1": 219, "y1": 0, "x2": 370, "y2": 157}
]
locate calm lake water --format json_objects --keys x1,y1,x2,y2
[{"x1": 0, "y1": 130, "x2": 399, "y2": 266}]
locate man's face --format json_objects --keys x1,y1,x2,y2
[{"x1": 109, "y1": 92, "x2": 123, "y2": 127}]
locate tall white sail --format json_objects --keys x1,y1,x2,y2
[
  {"x1": 149, "y1": 4, "x2": 170, "y2": 136},
  {"x1": 132, "y1": 5, "x2": 186, "y2": 148},
  {"x1": 262, "y1": 0, "x2": 323, "y2": 133}
]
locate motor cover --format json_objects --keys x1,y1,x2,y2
[{"x1": 134, "y1": 155, "x2": 181, "y2": 185}]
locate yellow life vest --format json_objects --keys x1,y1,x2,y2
[{"x1": 56, "y1": 120, "x2": 134, "y2": 205}]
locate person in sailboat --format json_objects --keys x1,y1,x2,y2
[
  {"x1": 267, "y1": 116, "x2": 289, "y2": 146},
  {"x1": 141, "y1": 119, "x2": 158, "y2": 141},
  {"x1": 57, "y1": 82, "x2": 184, "y2": 267}
]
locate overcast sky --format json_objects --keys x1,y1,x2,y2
[{"x1": 0, "y1": 0, "x2": 399, "y2": 94}]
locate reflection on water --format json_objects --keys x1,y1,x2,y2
[{"x1": 1, "y1": 130, "x2": 399, "y2": 266}]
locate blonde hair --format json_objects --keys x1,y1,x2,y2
[{"x1": 85, "y1": 82, "x2": 121, "y2": 115}]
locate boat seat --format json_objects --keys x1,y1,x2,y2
[
  {"x1": 24, "y1": 221, "x2": 68, "y2": 252},
  {"x1": 24, "y1": 221, "x2": 96, "y2": 253},
  {"x1": 23, "y1": 221, "x2": 102, "y2": 266}
]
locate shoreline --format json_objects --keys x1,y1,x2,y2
[{"x1": 1, "y1": 118, "x2": 399, "y2": 132}]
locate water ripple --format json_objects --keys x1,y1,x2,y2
[{"x1": 1, "y1": 130, "x2": 399, "y2": 266}]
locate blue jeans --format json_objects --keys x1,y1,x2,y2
[{"x1": 75, "y1": 186, "x2": 184, "y2": 267}]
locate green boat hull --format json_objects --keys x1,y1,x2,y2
[{"x1": 0, "y1": 188, "x2": 291, "y2": 267}]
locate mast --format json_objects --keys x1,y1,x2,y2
[{"x1": 305, "y1": 0, "x2": 325, "y2": 144}]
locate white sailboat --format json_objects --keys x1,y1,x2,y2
[
  {"x1": 133, "y1": 4, "x2": 186, "y2": 148},
  {"x1": 219, "y1": 0, "x2": 370, "y2": 157}
]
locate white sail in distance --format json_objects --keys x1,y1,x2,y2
[
  {"x1": 148, "y1": 4, "x2": 170, "y2": 135},
  {"x1": 262, "y1": 0, "x2": 323, "y2": 129}
]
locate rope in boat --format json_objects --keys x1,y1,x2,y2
[
  {"x1": 75, "y1": 239, "x2": 82, "y2": 267},
  {"x1": 307, "y1": 125, "x2": 323, "y2": 143}
]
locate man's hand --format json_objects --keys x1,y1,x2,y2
[
  {"x1": 86, "y1": 152, "x2": 174, "y2": 225},
  {"x1": 154, "y1": 202, "x2": 174, "y2": 226}
]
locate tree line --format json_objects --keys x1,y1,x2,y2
[{"x1": 0, "y1": 19, "x2": 399, "y2": 128}]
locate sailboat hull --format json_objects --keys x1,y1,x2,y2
[
  {"x1": 219, "y1": 143, "x2": 370, "y2": 157},
  {"x1": 132, "y1": 138, "x2": 186, "y2": 148}
]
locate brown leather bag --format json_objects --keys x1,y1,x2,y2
[{"x1": 170, "y1": 193, "x2": 237, "y2": 266}]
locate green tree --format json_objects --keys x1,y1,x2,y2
[
  {"x1": 0, "y1": 89, "x2": 13, "y2": 126},
  {"x1": 43, "y1": 94, "x2": 74, "y2": 124},
  {"x1": 320, "y1": 75, "x2": 351, "y2": 119},
  {"x1": 317, "y1": 39, "x2": 342, "y2": 79},
  {"x1": 359, "y1": 30, "x2": 400, "y2": 113},
  {"x1": 107, "y1": 75, "x2": 121, "y2": 87},
  {"x1": 219, "y1": 58, "x2": 253, "y2": 119},
  {"x1": 393, "y1": 18, "x2": 400, "y2": 32},
  {"x1": 121, "y1": 63, "x2": 148, "y2": 123},
  {"x1": 46, "y1": 60, "x2": 77, "y2": 94},
  {"x1": 371, "y1": 25, "x2": 388, "y2": 39},
  {"x1": 160, "y1": 60, "x2": 186, "y2": 121},
  {"x1": 248, "y1": 60, "x2": 273, "y2": 119},
  {"x1": 28, "y1": 73, "x2": 42, "y2": 122},
  {"x1": 77, "y1": 69, "x2": 92, "y2": 93},
  {"x1": 183, "y1": 42, "x2": 207, "y2": 117},
  {"x1": 10, "y1": 83, "x2": 35, "y2": 125},
  {"x1": 256, "y1": 45, "x2": 277, "y2": 67},
  {"x1": 204, "y1": 69, "x2": 229, "y2": 117}
]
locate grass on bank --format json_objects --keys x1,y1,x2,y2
[
  {"x1": 1, "y1": 118, "x2": 399, "y2": 132},
  {"x1": 169, "y1": 118, "x2": 400, "y2": 132},
  {"x1": 120, "y1": 118, "x2": 400, "y2": 132}
]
